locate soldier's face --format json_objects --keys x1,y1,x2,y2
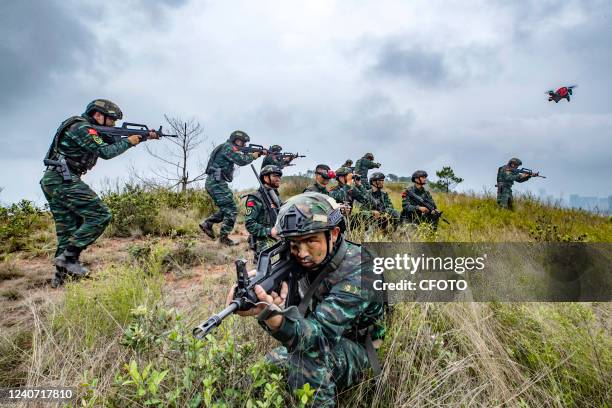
[
  {"x1": 235, "y1": 139, "x2": 245, "y2": 147},
  {"x1": 105, "y1": 116, "x2": 116, "y2": 127},
  {"x1": 316, "y1": 175, "x2": 330, "y2": 186},
  {"x1": 289, "y1": 227, "x2": 340, "y2": 269},
  {"x1": 268, "y1": 174, "x2": 281, "y2": 188}
]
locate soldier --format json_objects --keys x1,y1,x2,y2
[
  {"x1": 340, "y1": 159, "x2": 354, "y2": 171},
  {"x1": 40, "y1": 99, "x2": 159, "y2": 287},
  {"x1": 261, "y1": 145, "x2": 293, "y2": 169},
  {"x1": 329, "y1": 167, "x2": 368, "y2": 212},
  {"x1": 496, "y1": 157, "x2": 538, "y2": 209},
  {"x1": 200, "y1": 130, "x2": 263, "y2": 246},
  {"x1": 303, "y1": 164, "x2": 334, "y2": 195},
  {"x1": 226, "y1": 192, "x2": 384, "y2": 407},
  {"x1": 400, "y1": 170, "x2": 441, "y2": 229},
  {"x1": 244, "y1": 165, "x2": 282, "y2": 260},
  {"x1": 360, "y1": 172, "x2": 400, "y2": 229},
  {"x1": 354, "y1": 153, "x2": 381, "y2": 189}
]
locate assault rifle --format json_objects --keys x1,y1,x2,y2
[
  {"x1": 93, "y1": 122, "x2": 178, "y2": 143},
  {"x1": 239, "y1": 144, "x2": 271, "y2": 155},
  {"x1": 406, "y1": 190, "x2": 450, "y2": 225},
  {"x1": 250, "y1": 164, "x2": 281, "y2": 224},
  {"x1": 516, "y1": 168, "x2": 546, "y2": 178},
  {"x1": 281, "y1": 152, "x2": 306, "y2": 163},
  {"x1": 193, "y1": 241, "x2": 297, "y2": 339}
]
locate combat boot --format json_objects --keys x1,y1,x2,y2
[
  {"x1": 199, "y1": 220, "x2": 216, "y2": 239},
  {"x1": 51, "y1": 266, "x2": 66, "y2": 288},
  {"x1": 219, "y1": 235, "x2": 238, "y2": 247},
  {"x1": 54, "y1": 247, "x2": 90, "y2": 278}
]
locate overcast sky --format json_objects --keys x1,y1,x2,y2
[{"x1": 1, "y1": 0, "x2": 611, "y2": 205}]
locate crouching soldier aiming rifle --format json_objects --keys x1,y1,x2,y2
[
  {"x1": 200, "y1": 131, "x2": 263, "y2": 246},
  {"x1": 244, "y1": 165, "x2": 282, "y2": 261},
  {"x1": 41, "y1": 99, "x2": 160, "y2": 287},
  {"x1": 261, "y1": 145, "x2": 305, "y2": 169},
  {"x1": 354, "y1": 153, "x2": 381, "y2": 190},
  {"x1": 401, "y1": 170, "x2": 448, "y2": 230},
  {"x1": 194, "y1": 193, "x2": 384, "y2": 407}
]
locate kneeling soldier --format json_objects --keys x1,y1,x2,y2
[
  {"x1": 401, "y1": 170, "x2": 440, "y2": 229},
  {"x1": 360, "y1": 172, "x2": 399, "y2": 229},
  {"x1": 244, "y1": 165, "x2": 282, "y2": 260},
  {"x1": 329, "y1": 167, "x2": 368, "y2": 213}
]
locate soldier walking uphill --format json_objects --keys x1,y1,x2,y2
[
  {"x1": 303, "y1": 164, "x2": 335, "y2": 195},
  {"x1": 41, "y1": 99, "x2": 159, "y2": 287},
  {"x1": 401, "y1": 170, "x2": 441, "y2": 229},
  {"x1": 496, "y1": 157, "x2": 540, "y2": 210},
  {"x1": 200, "y1": 131, "x2": 263, "y2": 246},
  {"x1": 244, "y1": 165, "x2": 282, "y2": 260},
  {"x1": 354, "y1": 153, "x2": 381, "y2": 190},
  {"x1": 226, "y1": 193, "x2": 384, "y2": 407},
  {"x1": 261, "y1": 145, "x2": 293, "y2": 169},
  {"x1": 360, "y1": 172, "x2": 400, "y2": 230}
]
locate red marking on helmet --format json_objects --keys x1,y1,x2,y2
[
  {"x1": 328, "y1": 170, "x2": 336, "y2": 179},
  {"x1": 88, "y1": 128, "x2": 98, "y2": 135},
  {"x1": 246, "y1": 201, "x2": 255, "y2": 207}
]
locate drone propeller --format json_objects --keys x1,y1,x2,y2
[
  {"x1": 545, "y1": 89, "x2": 554, "y2": 94},
  {"x1": 567, "y1": 84, "x2": 578, "y2": 89}
]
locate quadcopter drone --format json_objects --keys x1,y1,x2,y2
[{"x1": 546, "y1": 85, "x2": 577, "y2": 103}]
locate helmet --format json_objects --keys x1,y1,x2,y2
[
  {"x1": 274, "y1": 192, "x2": 345, "y2": 238},
  {"x1": 85, "y1": 99, "x2": 123, "y2": 120},
  {"x1": 269, "y1": 144, "x2": 282, "y2": 153},
  {"x1": 335, "y1": 167, "x2": 351, "y2": 178},
  {"x1": 369, "y1": 172, "x2": 385, "y2": 183},
  {"x1": 364, "y1": 153, "x2": 374, "y2": 160},
  {"x1": 260, "y1": 165, "x2": 282, "y2": 181},
  {"x1": 343, "y1": 159, "x2": 353, "y2": 166},
  {"x1": 315, "y1": 164, "x2": 335, "y2": 180},
  {"x1": 229, "y1": 130, "x2": 250, "y2": 144},
  {"x1": 411, "y1": 170, "x2": 428, "y2": 182},
  {"x1": 508, "y1": 157, "x2": 522, "y2": 166}
]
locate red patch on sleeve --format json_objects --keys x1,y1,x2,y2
[
  {"x1": 232, "y1": 146, "x2": 239, "y2": 152},
  {"x1": 88, "y1": 128, "x2": 98, "y2": 135},
  {"x1": 401, "y1": 191, "x2": 407, "y2": 198},
  {"x1": 246, "y1": 201, "x2": 255, "y2": 207}
]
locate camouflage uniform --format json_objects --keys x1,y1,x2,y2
[
  {"x1": 354, "y1": 154, "x2": 380, "y2": 189},
  {"x1": 41, "y1": 112, "x2": 131, "y2": 266},
  {"x1": 264, "y1": 193, "x2": 384, "y2": 407},
  {"x1": 261, "y1": 154, "x2": 287, "y2": 168},
  {"x1": 359, "y1": 174, "x2": 399, "y2": 229},
  {"x1": 244, "y1": 187, "x2": 282, "y2": 258},
  {"x1": 400, "y1": 185, "x2": 439, "y2": 227},
  {"x1": 328, "y1": 168, "x2": 368, "y2": 210},
  {"x1": 496, "y1": 161, "x2": 530, "y2": 209},
  {"x1": 303, "y1": 182, "x2": 330, "y2": 195}
]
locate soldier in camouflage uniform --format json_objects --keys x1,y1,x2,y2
[
  {"x1": 244, "y1": 165, "x2": 282, "y2": 260},
  {"x1": 496, "y1": 157, "x2": 537, "y2": 209},
  {"x1": 329, "y1": 167, "x2": 368, "y2": 213},
  {"x1": 303, "y1": 164, "x2": 334, "y2": 195},
  {"x1": 227, "y1": 193, "x2": 384, "y2": 407},
  {"x1": 40, "y1": 99, "x2": 158, "y2": 287},
  {"x1": 200, "y1": 131, "x2": 262, "y2": 246},
  {"x1": 261, "y1": 145, "x2": 293, "y2": 169},
  {"x1": 359, "y1": 172, "x2": 400, "y2": 230},
  {"x1": 354, "y1": 153, "x2": 381, "y2": 190},
  {"x1": 340, "y1": 159, "x2": 353, "y2": 171},
  {"x1": 400, "y1": 170, "x2": 440, "y2": 229}
]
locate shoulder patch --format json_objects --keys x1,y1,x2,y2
[
  {"x1": 91, "y1": 133, "x2": 104, "y2": 145},
  {"x1": 88, "y1": 128, "x2": 98, "y2": 135}
]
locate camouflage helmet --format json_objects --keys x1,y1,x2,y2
[
  {"x1": 369, "y1": 172, "x2": 385, "y2": 184},
  {"x1": 335, "y1": 167, "x2": 351, "y2": 178},
  {"x1": 85, "y1": 99, "x2": 123, "y2": 120},
  {"x1": 260, "y1": 165, "x2": 282, "y2": 182},
  {"x1": 508, "y1": 157, "x2": 522, "y2": 166},
  {"x1": 411, "y1": 170, "x2": 428, "y2": 182},
  {"x1": 269, "y1": 144, "x2": 282, "y2": 153},
  {"x1": 364, "y1": 152, "x2": 374, "y2": 160},
  {"x1": 229, "y1": 130, "x2": 250, "y2": 144},
  {"x1": 274, "y1": 192, "x2": 345, "y2": 238},
  {"x1": 343, "y1": 159, "x2": 353, "y2": 166}
]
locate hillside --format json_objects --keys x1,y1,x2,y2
[{"x1": 0, "y1": 184, "x2": 610, "y2": 407}]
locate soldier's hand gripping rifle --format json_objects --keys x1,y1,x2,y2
[
  {"x1": 406, "y1": 190, "x2": 450, "y2": 225},
  {"x1": 193, "y1": 241, "x2": 297, "y2": 339},
  {"x1": 93, "y1": 122, "x2": 178, "y2": 144},
  {"x1": 516, "y1": 168, "x2": 546, "y2": 178},
  {"x1": 251, "y1": 164, "x2": 281, "y2": 224}
]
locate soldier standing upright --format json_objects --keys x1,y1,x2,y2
[
  {"x1": 303, "y1": 164, "x2": 334, "y2": 195},
  {"x1": 244, "y1": 165, "x2": 282, "y2": 260},
  {"x1": 41, "y1": 99, "x2": 159, "y2": 287},
  {"x1": 496, "y1": 158, "x2": 539, "y2": 209},
  {"x1": 354, "y1": 153, "x2": 381, "y2": 189},
  {"x1": 200, "y1": 131, "x2": 262, "y2": 246}
]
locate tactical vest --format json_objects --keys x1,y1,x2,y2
[
  {"x1": 205, "y1": 142, "x2": 235, "y2": 182},
  {"x1": 496, "y1": 166, "x2": 512, "y2": 186},
  {"x1": 45, "y1": 116, "x2": 99, "y2": 175}
]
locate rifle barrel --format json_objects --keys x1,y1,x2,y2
[{"x1": 193, "y1": 301, "x2": 239, "y2": 339}]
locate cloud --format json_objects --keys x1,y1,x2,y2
[
  {"x1": 370, "y1": 42, "x2": 448, "y2": 86},
  {"x1": 0, "y1": 1, "x2": 95, "y2": 109}
]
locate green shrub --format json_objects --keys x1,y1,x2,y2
[{"x1": 0, "y1": 200, "x2": 52, "y2": 255}]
